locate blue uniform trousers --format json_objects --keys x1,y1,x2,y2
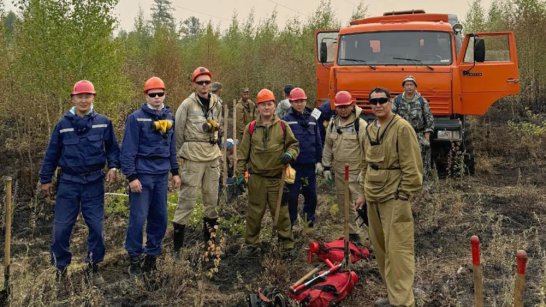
[
  {"x1": 288, "y1": 164, "x2": 318, "y2": 225},
  {"x1": 125, "y1": 173, "x2": 168, "y2": 257},
  {"x1": 51, "y1": 178, "x2": 105, "y2": 270}
]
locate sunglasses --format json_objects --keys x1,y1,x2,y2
[
  {"x1": 195, "y1": 80, "x2": 211, "y2": 86},
  {"x1": 148, "y1": 92, "x2": 165, "y2": 98},
  {"x1": 369, "y1": 97, "x2": 390, "y2": 105}
]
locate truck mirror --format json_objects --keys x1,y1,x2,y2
[
  {"x1": 474, "y1": 38, "x2": 485, "y2": 62},
  {"x1": 320, "y1": 42, "x2": 328, "y2": 63}
]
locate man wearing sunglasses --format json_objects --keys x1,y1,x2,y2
[
  {"x1": 235, "y1": 87, "x2": 256, "y2": 141},
  {"x1": 321, "y1": 90, "x2": 368, "y2": 245},
  {"x1": 393, "y1": 75, "x2": 434, "y2": 185},
  {"x1": 121, "y1": 76, "x2": 180, "y2": 276},
  {"x1": 356, "y1": 87, "x2": 422, "y2": 307},
  {"x1": 40, "y1": 80, "x2": 120, "y2": 283},
  {"x1": 173, "y1": 67, "x2": 223, "y2": 255}
]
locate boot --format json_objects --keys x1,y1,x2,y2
[
  {"x1": 85, "y1": 263, "x2": 105, "y2": 286},
  {"x1": 203, "y1": 217, "x2": 218, "y2": 246},
  {"x1": 128, "y1": 255, "x2": 142, "y2": 277},
  {"x1": 349, "y1": 233, "x2": 362, "y2": 245},
  {"x1": 142, "y1": 255, "x2": 157, "y2": 273},
  {"x1": 173, "y1": 223, "x2": 185, "y2": 257}
]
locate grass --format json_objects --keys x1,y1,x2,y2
[{"x1": 1, "y1": 108, "x2": 545, "y2": 306}]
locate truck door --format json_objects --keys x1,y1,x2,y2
[
  {"x1": 315, "y1": 30, "x2": 338, "y2": 108},
  {"x1": 457, "y1": 32, "x2": 520, "y2": 115}
]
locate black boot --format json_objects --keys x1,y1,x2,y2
[
  {"x1": 349, "y1": 233, "x2": 362, "y2": 245},
  {"x1": 203, "y1": 217, "x2": 218, "y2": 246},
  {"x1": 173, "y1": 223, "x2": 185, "y2": 257},
  {"x1": 128, "y1": 256, "x2": 142, "y2": 276},
  {"x1": 142, "y1": 255, "x2": 157, "y2": 273}
]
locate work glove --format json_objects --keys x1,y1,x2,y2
[
  {"x1": 323, "y1": 170, "x2": 333, "y2": 183},
  {"x1": 315, "y1": 163, "x2": 324, "y2": 175},
  {"x1": 279, "y1": 152, "x2": 293, "y2": 164}
]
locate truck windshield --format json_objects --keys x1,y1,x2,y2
[{"x1": 337, "y1": 31, "x2": 452, "y2": 66}]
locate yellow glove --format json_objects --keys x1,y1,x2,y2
[{"x1": 153, "y1": 120, "x2": 173, "y2": 134}]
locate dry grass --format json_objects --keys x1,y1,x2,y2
[{"x1": 1, "y1": 108, "x2": 545, "y2": 306}]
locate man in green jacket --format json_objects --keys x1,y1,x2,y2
[
  {"x1": 235, "y1": 87, "x2": 256, "y2": 141},
  {"x1": 356, "y1": 87, "x2": 423, "y2": 307},
  {"x1": 236, "y1": 88, "x2": 299, "y2": 257}
]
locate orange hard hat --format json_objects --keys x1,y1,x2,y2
[
  {"x1": 256, "y1": 88, "x2": 276, "y2": 104},
  {"x1": 71, "y1": 80, "x2": 96, "y2": 96},
  {"x1": 289, "y1": 87, "x2": 307, "y2": 101},
  {"x1": 191, "y1": 66, "x2": 212, "y2": 82},
  {"x1": 334, "y1": 91, "x2": 353, "y2": 106},
  {"x1": 144, "y1": 76, "x2": 165, "y2": 93}
]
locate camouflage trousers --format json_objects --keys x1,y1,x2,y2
[
  {"x1": 420, "y1": 142, "x2": 432, "y2": 182},
  {"x1": 417, "y1": 133, "x2": 432, "y2": 183}
]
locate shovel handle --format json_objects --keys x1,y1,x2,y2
[
  {"x1": 222, "y1": 104, "x2": 229, "y2": 187},
  {"x1": 514, "y1": 250, "x2": 527, "y2": 307},
  {"x1": 4, "y1": 177, "x2": 12, "y2": 268},
  {"x1": 291, "y1": 267, "x2": 321, "y2": 289},
  {"x1": 470, "y1": 235, "x2": 483, "y2": 307}
]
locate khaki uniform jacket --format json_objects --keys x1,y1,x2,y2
[
  {"x1": 236, "y1": 116, "x2": 299, "y2": 178},
  {"x1": 235, "y1": 99, "x2": 257, "y2": 140},
  {"x1": 175, "y1": 92, "x2": 222, "y2": 162},
  {"x1": 360, "y1": 114, "x2": 423, "y2": 202},
  {"x1": 322, "y1": 106, "x2": 368, "y2": 170}
]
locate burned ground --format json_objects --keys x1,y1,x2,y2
[{"x1": 0, "y1": 109, "x2": 545, "y2": 306}]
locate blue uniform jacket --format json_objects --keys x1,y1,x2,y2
[
  {"x1": 39, "y1": 110, "x2": 120, "y2": 184},
  {"x1": 283, "y1": 107, "x2": 322, "y2": 165},
  {"x1": 121, "y1": 104, "x2": 179, "y2": 181}
]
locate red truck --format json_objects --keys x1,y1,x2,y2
[{"x1": 315, "y1": 10, "x2": 520, "y2": 174}]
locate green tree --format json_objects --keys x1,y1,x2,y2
[
  {"x1": 151, "y1": 0, "x2": 175, "y2": 32},
  {"x1": 464, "y1": 0, "x2": 486, "y2": 32},
  {"x1": 8, "y1": 0, "x2": 130, "y2": 187},
  {"x1": 350, "y1": 1, "x2": 368, "y2": 22}
]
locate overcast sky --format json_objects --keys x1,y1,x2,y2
[{"x1": 5, "y1": 0, "x2": 493, "y2": 32}]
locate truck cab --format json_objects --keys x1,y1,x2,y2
[{"x1": 315, "y1": 10, "x2": 520, "y2": 174}]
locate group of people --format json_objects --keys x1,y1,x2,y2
[{"x1": 39, "y1": 65, "x2": 433, "y2": 306}]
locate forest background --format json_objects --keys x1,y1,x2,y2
[{"x1": 0, "y1": 0, "x2": 544, "y2": 192}]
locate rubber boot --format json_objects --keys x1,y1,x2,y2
[
  {"x1": 203, "y1": 217, "x2": 218, "y2": 246},
  {"x1": 173, "y1": 223, "x2": 185, "y2": 258},
  {"x1": 142, "y1": 255, "x2": 157, "y2": 273},
  {"x1": 349, "y1": 233, "x2": 362, "y2": 245},
  {"x1": 85, "y1": 263, "x2": 105, "y2": 286},
  {"x1": 128, "y1": 255, "x2": 142, "y2": 277}
]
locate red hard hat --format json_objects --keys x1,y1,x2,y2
[
  {"x1": 191, "y1": 66, "x2": 212, "y2": 82},
  {"x1": 256, "y1": 88, "x2": 276, "y2": 104},
  {"x1": 144, "y1": 76, "x2": 165, "y2": 93},
  {"x1": 289, "y1": 87, "x2": 307, "y2": 101},
  {"x1": 334, "y1": 91, "x2": 353, "y2": 106},
  {"x1": 71, "y1": 80, "x2": 96, "y2": 96}
]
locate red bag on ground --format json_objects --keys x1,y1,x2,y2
[
  {"x1": 289, "y1": 270, "x2": 358, "y2": 306},
  {"x1": 308, "y1": 238, "x2": 370, "y2": 264}
]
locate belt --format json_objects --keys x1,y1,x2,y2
[
  {"x1": 369, "y1": 164, "x2": 400, "y2": 171},
  {"x1": 61, "y1": 167, "x2": 103, "y2": 176}
]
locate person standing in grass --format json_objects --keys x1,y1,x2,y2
[
  {"x1": 356, "y1": 87, "x2": 423, "y2": 307},
  {"x1": 121, "y1": 76, "x2": 180, "y2": 276},
  {"x1": 39, "y1": 80, "x2": 120, "y2": 283},
  {"x1": 282, "y1": 87, "x2": 322, "y2": 232},
  {"x1": 173, "y1": 67, "x2": 223, "y2": 255},
  {"x1": 236, "y1": 88, "x2": 299, "y2": 258}
]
